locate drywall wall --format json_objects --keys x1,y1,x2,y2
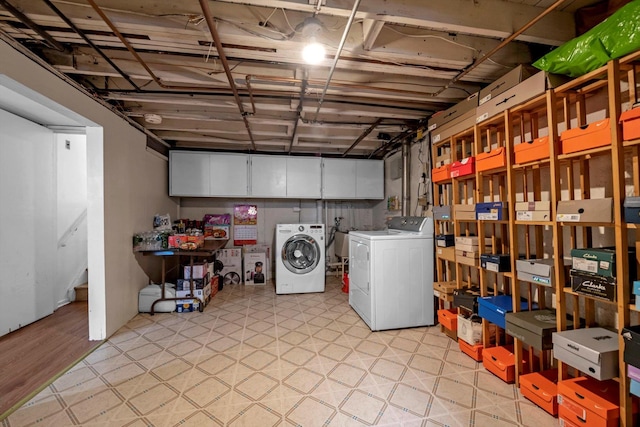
[{"x1": 0, "y1": 38, "x2": 177, "y2": 339}]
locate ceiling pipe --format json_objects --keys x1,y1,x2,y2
[
  {"x1": 431, "y1": 0, "x2": 567, "y2": 97},
  {"x1": 342, "y1": 118, "x2": 382, "y2": 157},
  {"x1": 41, "y1": 0, "x2": 140, "y2": 91},
  {"x1": 245, "y1": 76, "x2": 257, "y2": 115},
  {"x1": 312, "y1": 0, "x2": 361, "y2": 122},
  {"x1": 0, "y1": 0, "x2": 65, "y2": 51},
  {"x1": 288, "y1": 75, "x2": 308, "y2": 154}
]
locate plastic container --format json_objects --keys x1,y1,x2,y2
[{"x1": 139, "y1": 284, "x2": 175, "y2": 313}]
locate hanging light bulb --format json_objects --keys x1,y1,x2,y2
[{"x1": 302, "y1": 37, "x2": 325, "y2": 65}]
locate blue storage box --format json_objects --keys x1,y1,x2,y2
[
  {"x1": 478, "y1": 295, "x2": 537, "y2": 329},
  {"x1": 632, "y1": 379, "x2": 640, "y2": 398},
  {"x1": 475, "y1": 201, "x2": 508, "y2": 220},
  {"x1": 624, "y1": 196, "x2": 640, "y2": 224}
]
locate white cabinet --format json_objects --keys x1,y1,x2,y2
[
  {"x1": 250, "y1": 155, "x2": 287, "y2": 197},
  {"x1": 210, "y1": 153, "x2": 249, "y2": 197},
  {"x1": 322, "y1": 158, "x2": 383, "y2": 199},
  {"x1": 322, "y1": 158, "x2": 357, "y2": 199},
  {"x1": 287, "y1": 157, "x2": 321, "y2": 198},
  {"x1": 170, "y1": 151, "x2": 210, "y2": 196},
  {"x1": 356, "y1": 159, "x2": 384, "y2": 199}
]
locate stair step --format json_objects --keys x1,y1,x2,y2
[{"x1": 75, "y1": 283, "x2": 88, "y2": 301}]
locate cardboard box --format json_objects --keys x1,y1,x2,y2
[
  {"x1": 482, "y1": 345, "x2": 530, "y2": 384},
  {"x1": 476, "y1": 71, "x2": 568, "y2": 124},
  {"x1": 184, "y1": 262, "x2": 209, "y2": 280},
  {"x1": 570, "y1": 248, "x2": 617, "y2": 277},
  {"x1": 560, "y1": 118, "x2": 611, "y2": 154},
  {"x1": 442, "y1": 325, "x2": 458, "y2": 341},
  {"x1": 456, "y1": 249, "x2": 479, "y2": 266},
  {"x1": 433, "y1": 205, "x2": 452, "y2": 220},
  {"x1": 624, "y1": 196, "x2": 640, "y2": 224},
  {"x1": 519, "y1": 369, "x2": 558, "y2": 416},
  {"x1": 479, "y1": 65, "x2": 531, "y2": 106},
  {"x1": 437, "y1": 308, "x2": 458, "y2": 330},
  {"x1": 176, "y1": 281, "x2": 211, "y2": 304},
  {"x1": 515, "y1": 200, "x2": 551, "y2": 221},
  {"x1": 477, "y1": 295, "x2": 535, "y2": 329},
  {"x1": 505, "y1": 309, "x2": 557, "y2": 350},
  {"x1": 428, "y1": 92, "x2": 479, "y2": 131},
  {"x1": 476, "y1": 147, "x2": 506, "y2": 172},
  {"x1": 455, "y1": 236, "x2": 492, "y2": 246},
  {"x1": 552, "y1": 327, "x2": 619, "y2": 381},
  {"x1": 480, "y1": 254, "x2": 511, "y2": 272},
  {"x1": 557, "y1": 376, "x2": 622, "y2": 427},
  {"x1": 475, "y1": 201, "x2": 508, "y2": 220},
  {"x1": 516, "y1": 258, "x2": 555, "y2": 287},
  {"x1": 457, "y1": 313, "x2": 483, "y2": 345},
  {"x1": 453, "y1": 287, "x2": 481, "y2": 313},
  {"x1": 556, "y1": 198, "x2": 613, "y2": 223},
  {"x1": 433, "y1": 281, "x2": 457, "y2": 296},
  {"x1": 436, "y1": 246, "x2": 456, "y2": 261},
  {"x1": 570, "y1": 270, "x2": 617, "y2": 302},
  {"x1": 458, "y1": 339, "x2": 484, "y2": 361},
  {"x1": 514, "y1": 136, "x2": 550, "y2": 164},
  {"x1": 436, "y1": 234, "x2": 455, "y2": 247},
  {"x1": 204, "y1": 224, "x2": 230, "y2": 240},
  {"x1": 216, "y1": 248, "x2": 243, "y2": 286},
  {"x1": 430, "y1": 109, "x2": 476, "y2": 143},
  {"x1": 243, "y1": 252, "x2": 267, "y2": 285},
  {"x1": 622, "y1": 325, "x2": 640, "y2": 368},
  {"x1": 176, "y1": 276, "x2": 209, "y2": 291},
  {"x1": 450, "y1": 157, "x2": 475, "y2": 178},
  {"x1": 620, "y1": 107, "x2": 640, "y2": 141},
  {"x1": 176, "y1": 300, "x2": 198, "y2": 312},
  {"x1": 432, "y1": 164, "x2": 451, "y2": 183},
  {"x1": 453, "y1": 204, "x2": 476, "y2": 221},
  {"x1": 243, "y1": 245, "x2": 271, "y2": 280}
]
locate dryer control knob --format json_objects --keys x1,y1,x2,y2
[{"x1": 298, "y1": 225, "x2": 305, "y2": 232}]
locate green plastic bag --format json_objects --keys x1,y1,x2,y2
[{"x1": 533, "y1": 0, "x2": 640, "y2": 77}]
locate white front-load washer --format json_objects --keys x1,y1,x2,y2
[{"x1": 276, "y1": 223, "x2": 325, "y2": 294}]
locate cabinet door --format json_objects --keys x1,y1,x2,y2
[
  {"x1": 322, "y1": 158, "x2": 356, "y2": 199},
  {"x1": 169, "y1": 151, "x2": 210, "y2": 196},
  {"x1": 356, "y1": 159, "x2": 384, "y2": 199},
  {"x1": 287, "y1": 157, "x2": 321, "y2": 198},
  {"x1": 210, "y1": 153, "x2": 249, "y2": 196},
  {"x1": 250, "y1": 155, "x2": 287, "y2": 197}
]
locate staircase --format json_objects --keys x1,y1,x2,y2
[{"x1": 74, "y1": 283, "x2": 88, "y2": 301}]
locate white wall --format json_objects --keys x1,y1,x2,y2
[
  {"x1": 0, "y1": 110, "x2": 56, "y2": 337},
  {"x1": 55, "y1": 133, "x2": 88, "y2": 307},
  {"x1": 0, "y1": 39, "x2": 178, "y2": 339}
]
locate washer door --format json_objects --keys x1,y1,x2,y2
[{"x1": 281, "y1": 234, "x2": 321, "y2": 274}]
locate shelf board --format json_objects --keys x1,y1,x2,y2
[
  {"x1": 455, "y1": 218, "x2": 479, "y2": 223},
  {"x1": 563, "y1": 288, "x2": 617, "y2": 305},
  {"x1": 512, "y1": 158, "x2": 551, "y2": 169},
  {"x1": 558, "y1": 221, "x2": 614, "y2": 228},
  {"x1": 557, "y1": 146, "x2": 612, "y2": 161},
  {"x1": 623, "y1": 138, "x2": 640, "y2": 148},
  {"x1": 478, "y1": 166, "x2": 507, "y2": 176},
  {"x1": 630, "y1": 303, "x2": 640, "y2": 312},
  {"x1": 451, "y1": 175, "x2": 476, "y2": 181},
  {"x1": 514, "y1": 220, "x2": 553, "y2": 226},
  {"x1": 477, "y1": 219, "x2": 509, "y2": 224},
  {"x1": 434, "y1": 179, "x2": 452, "y2": 185},
  {"x1": 509, "y1": 93, "x2": 547, "y2": 114}
]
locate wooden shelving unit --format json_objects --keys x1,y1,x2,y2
[{"x1": 430, "y1": 52, "x2": 640, "y2": 425}]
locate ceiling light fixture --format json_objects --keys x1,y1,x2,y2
[
  {"x1": 144, "y1": 113, "x2": 163, "y2": 124},
  {"x1": 300, "y1": 17, "x2": 325, "y2": 65}
]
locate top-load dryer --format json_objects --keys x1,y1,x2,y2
[{"x1": 275, "y1": 223, "x2": 325, "y2": 294}]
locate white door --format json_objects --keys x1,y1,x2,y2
[
  {"x1": 250, "y1": 155, "x2": 286, "y2": 197},
  {"x1": 348, "y1": 236, "x2": 372, "y2": 327},
  {"x1": 356, "y1": 159, "x2": 384, "y2": 199},
  {"x1": 287, "y1": 157, "x2": 321, "y2": 198},
  {"x1": 210, "y1": 153, "x2": 249, "y2": 196},
  {"x1": 322, "y1": 158, "x2": 356, "y2": 199},
  {"x1": 169, "y1": 151, "x2": 210, "y2": 196},
  {"x1": 0, "y1": 110, "x2": 56, "y2": 337}
]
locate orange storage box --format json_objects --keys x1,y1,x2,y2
[
  {"x1": 458, "y1": 339, "x2": 483, "y2": 362},
  {"x1": 514, "y1": 136, "x2": 549, "y2": 164},
  {"x1": 476, "y1": 147, "x2": 506, "y2": 172},
  {"x1": 519, "y1": 369, "x2": 558, "y2": 416},
  {"x1": 450, "y1": 157, "x2": 475, "y2": 178},
  {"x1": 432, "y1": 164, "x2": 451, "y2": 183},
  {"x1": 482, "y1": 345, "x2": 532, "y2": 384},
  {"x1": 560, "y1": 118, "x2": 611, "y2": 154},
  {"x1": 620, "y1": 107, "x2": 640, "y2": 141},
  {"x1": 437, "y1": 308, "x2": 458, "y2": 331},
  {"x1": 557, "y1": 376, "x2": 625, "y2": 427}
]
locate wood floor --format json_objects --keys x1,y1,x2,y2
[{"x1": 0, "y1": 301, "x2": 102, "y2": 418}]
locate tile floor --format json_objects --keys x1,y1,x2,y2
[{"x1": 2, "y1": 277, "x2": 559, "y2": 426}]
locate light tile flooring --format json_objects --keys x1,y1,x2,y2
[{"x1": 2, "y1": 277, "x2": 559, "y2": 427}]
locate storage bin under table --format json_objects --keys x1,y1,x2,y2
[{"x1": 552, "y1": 327, "x2": 618, "y2": 380}]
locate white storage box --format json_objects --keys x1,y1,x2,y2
[
  {"x1": 244, "y1": 252, "x2": 267, "y2": 285},
  {"x1": 552, "y1": 327, "x2": 619, "y2": 380},
  {"x1": 139, "y1": 284, "x2": 175, "y2": 313},
  {"x1": 216, "y1": 248, "x2": 243, "y2": 286}
]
